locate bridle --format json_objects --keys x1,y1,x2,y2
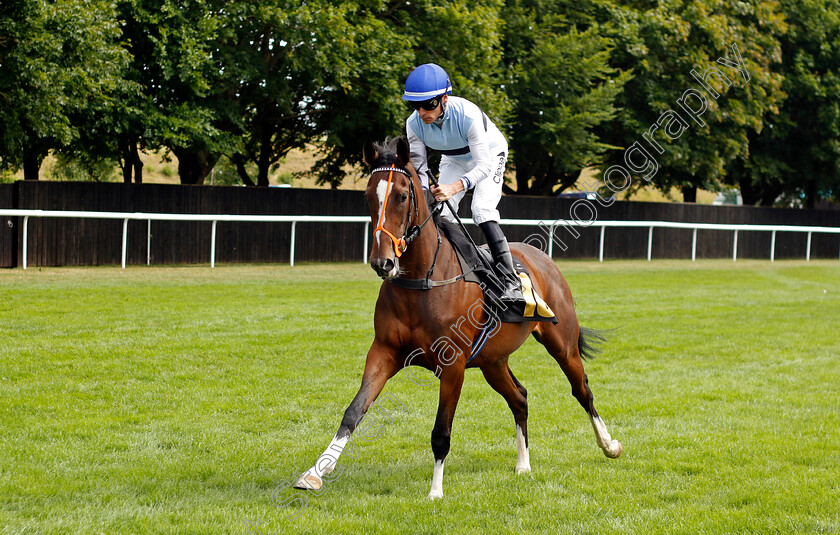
[
  {"x1": 370, "y1": 164, "x2": 439, "y2": 258},
  {"x1": 371, "y1": 165, "x2": 415, "y2": 257},
  {"x1": 369, "y1": 163, "x2": 463, "y2": 290}
]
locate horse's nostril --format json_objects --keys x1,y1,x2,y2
[{"x1": 370, "y1": 257, "x2": 395, "y2": 276}]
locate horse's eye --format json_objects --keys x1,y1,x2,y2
[{"x1": 400, "y1": 192, "x2": 409, "y2": 203}]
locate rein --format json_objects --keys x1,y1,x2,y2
[{"x1": 370, "y1": 164, "x2": 464, "y2": 290}]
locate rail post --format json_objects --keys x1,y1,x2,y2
[
  {"x1": 806, "y1": 231, "x2": 812, "y2": 261},
  {"x1": 211, "y1": 220, "x2": 217, "y2": 268},
  {"x1": 363, "y1": 221, "x2": 369, "y2": 264},
  {"x1": 733, "y1": 230, "x2": 739, "y2": 262},
  {"x1": 691, "y1": 228, "x2": 698, "y2": 261},
  {"x1": 599, "y1": 226, "x2": 605, "y2": 262},
  {"x1": 121, "y1": 218, "x2": 129, "y2": 269},
  {"x1": 290, "y1": 221, "x2": 297, "y2": 267},
  {"x1": 147, "y1": 220, "x2": 152, "y2": 265},
  {"x1": 22, "y1": 215, "x2": 29, "y2": 270},
  {"x1": 547, "y1": 222, "x2": 557, "y2": 258}
]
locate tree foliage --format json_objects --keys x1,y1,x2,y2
[
  {"x1": 0, "y1": 0, "x2": 126, "y2": 180},
  {"x1": 601, "y1": 0, "x2": 786, "y2": 202},
  {"x1": 502, "y1": 0, "x2": 629, "y2": 195},
  {"x1": 725, "y1": 0, "x2": 840, "y2": 207},
  {"x1": 313, "y1": 0, "x2": 507, "y2": 188},
  {"x1": 1, "y1": 0, "x2": 839, "y2": 207},
  {"x1": 111, "y1": 0, "x2": 224, "y2": 184}
]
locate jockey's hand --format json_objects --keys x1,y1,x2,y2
[{"x1": 431, "y1": 180, "x2": 465, "y2": 202}]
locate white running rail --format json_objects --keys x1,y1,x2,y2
[{"x1": 1, "y1": 209, "x2": 839, "y2": 269}]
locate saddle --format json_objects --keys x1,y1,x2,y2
[{"x1": 436, "y1": 220, "x2": 557, "y2": 325}]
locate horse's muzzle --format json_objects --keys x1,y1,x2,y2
[{"x1": 370, "y1": 257, "x2": 397, "y2": 278}]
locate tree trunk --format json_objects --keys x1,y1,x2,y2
[
  {"x1": 533, "y1": 171, "x2": 553, "y2": 196},
  {"x1": 738, "y1": 174, "x2": 758, "y2": 205},
  {"x1": 257, "y1": 160, "x2": 270, "y2": 187},
  {"x1": 172, "y1": 145, "x2": 217, "y2": 185},
  {"x1": 514, "y1": 166, "x2": 531, "y2": 195},
  {"x1": 257, "y1": 129, "x2": 272, "y2": 187},
  {"x1": 759, "y1": 186, "x2": 783, "y2": 206},
  {"x1": 22, "y1": 146, "x2": 42, "y2": 181},
  {"x1": 131, "y1": 140, "x2": 143, "y2": 183},
  {"x1": 120, "y1": 139, "x2": 143, "y2": 183},
  {"x1": 681, "y1": 186, "x2": 697, "y2": 203},
  {"x1": 233, "y1": 154, "x2": 256, "y2": 186},
  {"x1": 121, "y1": 145, "x2": 132, "y2": 183},
  {"x1": 805, "y1": 179, "x2": 817, "y2": 210}
]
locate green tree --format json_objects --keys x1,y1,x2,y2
[
  {"x1": 602, "y1": 0, "x2": 786, "y2": 202},
  {"x1": 204, "y1": 1, "x2": 358, "y2": 187},
  {"x1": 726, "y1": 0, "x2": 840, "y2": 207},
  {"x1": 105, "y1": 0, "x2": 223, "y2": 184},
  {"x1": 502, "y1": 0, "x2": 629, "y2": 195},
  {"x1": 205, "y1": 0, "x2": 506, "y2": 188},
  {"x1": 500, "y1": 1, "x2": 629, "y2": 196},
  {"x1": 313, "y1": 0, "x2": 507, "y2": 188},
  {"x1": 0, "y1": 0, "x2": 126, "y2": 180},
  {"x1": 55, "y1": 0, "x2": 225, "y2": 184}
]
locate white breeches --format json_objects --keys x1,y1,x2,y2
[{"x1": 438, "y1": 151, "x2": 507, "y2": 225}]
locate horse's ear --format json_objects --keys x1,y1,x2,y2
[
  {"x1": 363, "y1": 141, "x2": 378, "y2": 167},
  {"x1": 396, "y1": 137, "x2": 411, "y2": 166}
]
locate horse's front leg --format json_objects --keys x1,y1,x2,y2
[
  {"x1": 295, "y1": 341, "x2": 400, "y2": 491},
  {"x1": 428, "y1": 365, "x2": 465, "y2": 500}
]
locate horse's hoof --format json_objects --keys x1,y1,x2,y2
[
  {"x1": 427, "y1": 490, "x2": 443, "y2": 500},
  {"x1": 604, "y1": 440, "x2": 623, "y2": 459},
  {"x1": 294, "y1": 473, "x2": 323, "y2": 491},
  {"x1": 515, "y1": 464, "x2": 531, "y2": 475}
]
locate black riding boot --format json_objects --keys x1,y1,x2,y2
[{"x1": 479, "y1": 221, "x2": 524, "y2": 303}]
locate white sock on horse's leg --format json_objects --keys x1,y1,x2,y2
[
  {"x1": 316, "y1": 434, "x2": 349, "y2": 477},
  {"x1": 295, "y1": 434, "x2": 349, "y2": 490},
  {"x1": 515, "y1": 425, "x2": 531, "y2": 474},
  {"x1": 589, "y1": 415, "x2": 622, "y2": 458},
  {"x1": 428, "y1": 460, "x2": 445, "y2": 500}
]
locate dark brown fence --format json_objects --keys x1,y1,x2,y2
[
  {"x1": 1, "y1": 180, "x2": 839, "y2": 268},
  {"x1": 0, "y1": 184, "x2": 16, "y2": 267}
]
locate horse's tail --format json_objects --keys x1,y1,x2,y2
[{"x1": 578, "y1": 327, "x2": 608, "y2": 361}]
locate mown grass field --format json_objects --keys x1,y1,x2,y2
[{"x1": 1, "y1": 260, "x2": 838, "y2": 534}]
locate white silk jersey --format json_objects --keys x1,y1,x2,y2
[{"x1": 405, "y1": 96, "x2": 508, "y2": 190}]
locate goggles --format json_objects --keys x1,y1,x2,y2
[{"x1": 409, "y1": 97, "x2": 442, "y2": 111}]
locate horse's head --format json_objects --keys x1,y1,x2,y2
[{"x1": 363, "y1": 137, "x2": 421, "y2": 278}]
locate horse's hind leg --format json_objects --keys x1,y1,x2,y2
[
  {"x1": 480, "y1": 358, "x2": 531, "y2": 474},
  {"x1": 535, "y1": 324, "x2": 622, "y2": 458}
]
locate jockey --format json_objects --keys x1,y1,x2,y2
[{"x1": 403, "y1": 63, "x2": 523, "y2": 303}]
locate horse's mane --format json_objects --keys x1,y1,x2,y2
[{"x1": 371, "y1": 137, "x2": 405, "y2": 168}]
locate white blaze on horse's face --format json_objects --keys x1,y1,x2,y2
[
  {"x1": 368, "y1": 175, "x2": 400, "y2": 279},
  {"x1": 375, "y1": 180, "x2": 389, "y2": 249}
]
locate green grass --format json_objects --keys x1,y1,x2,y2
[{"x1": 1, "y1": 260, "x2": 838, "y2": 534}]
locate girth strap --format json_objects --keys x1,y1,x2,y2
[{"x1": 388, "y1": 272, "x2": 466, "y2": 290}]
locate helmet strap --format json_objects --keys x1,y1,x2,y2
[{"x1": 433, "y1": 95, "x2": 448, "y2": 126}]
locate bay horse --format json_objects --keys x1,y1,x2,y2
[{"x1": 295, "y1": 137, "x2": 621, "y2": 499}]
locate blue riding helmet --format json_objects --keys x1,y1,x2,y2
[{"x1": 402, "y1": 63, "x2": 453, "y2": 102}]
